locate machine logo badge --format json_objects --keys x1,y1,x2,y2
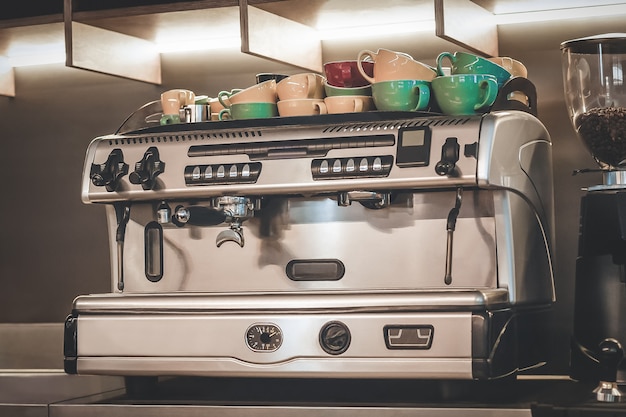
[{"x1": 384, "y1": 325, "x2": 434, "y2": 349}]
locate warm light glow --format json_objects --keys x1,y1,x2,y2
[
  {"x1": 494, "y1": 4, "x2": 626, "y2": 24},
  {"x1": 157, "y1": 36, "x2": 241, "y2": 53},
  {"x1": 318, "y1": 20, "x2": 436, "y2": 41},
  {"x1": 7, "y1": 41, "x2": 66, "y2": 67},
  {"x1": 5, "y1": 3, "x2": 626, "y2": 68},
  {"x1": 9, "y1": 51, "x2": 65, "y2": 67}
]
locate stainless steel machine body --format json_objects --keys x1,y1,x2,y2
[{"x1": 65, "y1": 110, "x2": 555, "y2": 380}]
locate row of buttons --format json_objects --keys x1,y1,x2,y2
[
  {"x1": 312, "y1": 156, "x2": 393, "y2": 180},
  {"x1": 184, "y1": 163, "x2": 262, "y2": 185}
]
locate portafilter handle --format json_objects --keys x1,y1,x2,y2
[
  {"x1": 173, "y1": 205, "x2": 228, "y2": 226},
  {"x1": 594, "y1": 338, "x2": 624, "y2": 402}
]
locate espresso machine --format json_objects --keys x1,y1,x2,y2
[
  {"x1": 64, "y1": 96, "x2": 555, "y2": 385},
  {"x1": 562, "y1": 33, "x2": 626, "y2": 401}
]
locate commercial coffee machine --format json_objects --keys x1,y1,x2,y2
[
  {"x1": 64, "y1": 99, "x2": 555, "y2": 384},
  {"x1": 562, "y1": 33, "x2": 626, "y2": 401}
]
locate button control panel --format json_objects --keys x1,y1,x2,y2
[
  {"x1": 184, "y1": 162, "x2": 262, "y2": 186},
  {"x1": 312, "y1": 156, "x2": 393, "y2": 180}
]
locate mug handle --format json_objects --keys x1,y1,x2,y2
[
  {"x1": 218, "y1": 108, "x2": 231, "y2": 120},
  {"x1": 356, "y1": 50, "x2": 376, "y2": 84},
  {"x1": 474, "y1": 77, "x2": 499, "y2": 111},
  {"x1": 412, "y1": 84, "x2": 431, "y2": 111},
  {"x1": 179, "y1": 90, "x2": 195, "y2": 106},
  {"x1": 314, "y1": 101, "x2": 328, "y2": 115},
  {"x1": 217, "y1": 91, "x2": 232, "y2": 109},
  {"x1": 436, "y1": 52, "x2": 454, "y2": 77}
]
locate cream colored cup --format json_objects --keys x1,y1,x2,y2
[
  {"x1": 221, "y1": 79, "x2": 277, "y2": 107},
  {"x1": 161, "y1": 89, "x2": 196, "y2": 115},
  {"x1": 488, "y1": 57, "x2": 527, "y2": 78},
  {"x1": 209, "y1": 97, "x2": 225, "y2": 121},
  {"x1": 488, "y1": 57, "x2": 528, "y2": 104},
  {"x1": 324, "y1": 95, "x2": 373, "y2": 114},
  {"x1": 357, "y1": 48, "x2": 437, "y2": 83},
  {"x1": 277, "y1": 98, "x2": 327, "y2": 117},
  {"x1": 277, "y1": 73, "x2": 326, "y2": 101}
]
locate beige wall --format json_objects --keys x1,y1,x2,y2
[{"x1": 0, "y1": 13, "x2": 623, "y2": 375}]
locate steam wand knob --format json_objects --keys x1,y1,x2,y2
[
  {"x1": 90, "y1": 149, "x2": 129, "y2": 192},
  {"x1": 594, "y1": 338, "x2": 624, "y2": 402},
  {"x1": 129, "y1": 147, "x2": 165, "y2": 190}
]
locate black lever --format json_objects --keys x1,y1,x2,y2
[
  {"x1": 129, "y1": 147, "x2": 165, "y2": 190},
  {"x1": 435, "y1": 137, "x2": 460, "y2": 176},
  {"x1": 594, "y1": 338, "x2": 624, "y2": 402},
  {"x1": 90, "y1": 149, "x2": 129, "y2": 192}
]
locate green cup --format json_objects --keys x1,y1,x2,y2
[
  {"x1": 431, "y1": 74, "x2": 498, "y2": 116},
  {"x1": 371, "y1": 79, "x2": 431, "y2": 111},
  {"x1": 218, "y1": 102, "x2": 278, "y2": 120},
  {"x1": 436, "y1": 51, "x2": 511, "y2": 87}
]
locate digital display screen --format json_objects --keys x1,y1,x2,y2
[
  {"x1": 401, "y1": 130, "x2": 425, "y2": 147},
  {"x1": 396, "y1": 127, "x2": 431, "y2": 167}
]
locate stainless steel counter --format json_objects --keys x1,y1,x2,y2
[{"x1": 0, "y1": 371, "x2": 124, "y2": 417}]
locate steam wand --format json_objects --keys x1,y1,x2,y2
[
  {"x1": 444, "y1": 187, "x2": 463, "y2": 285},
  {"x1": 114, "y1": 202, "x2": 131, "y2": 292}
]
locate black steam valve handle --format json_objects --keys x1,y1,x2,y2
[
  {"x1": 173, "y1": 205, "x2": 228, "y2": 227},
  {"x1": 129, "y1": 147, "x2": 165, "y2": 190},
  {"x1": 435, "y1": 137, "x2": 460, "y2": 176},
  {"x1": 90, "y1": 149, "x2": 129, "y2": 192},
  {"x1": 594, "y1": 338, "x2": 624, "y2": 402}
]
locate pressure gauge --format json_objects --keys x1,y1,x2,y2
[{"x1": 245, "y1": 323, "x2": 283, "y2": 352}]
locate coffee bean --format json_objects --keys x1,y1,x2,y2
[{"x1": 576, "y1": 107, "x2": 626, "y2": 167}]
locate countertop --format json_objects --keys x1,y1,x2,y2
[{"x1": 2, "y1": 372, "x2": 626, "y2": 417}]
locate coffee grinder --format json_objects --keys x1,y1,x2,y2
[{"x1": 561, "y1": 33, "x2": 626, "y2": 402}]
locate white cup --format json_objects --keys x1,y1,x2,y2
[
  {"x1": 324, "y1": 95, "x2": 373, "y2": 114},
  {"x1": 277, "y1": 73, "x2": 326, "y2": 101},
  {"x1": 277, "y1": 98, "x2": 327, "y2": 117}
]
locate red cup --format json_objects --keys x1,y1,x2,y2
[{"x1": 324, "y1": 60, "x2": 373, "y2": 88}]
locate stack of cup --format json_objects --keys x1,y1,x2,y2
[
  {"x1": 217, "y1": 80, "x2": 278, "y2": 121},
  {"x1": 160, "y1": 89, "x2": 196, "y2": 125},
  {"x1": 357, "y1": 48, "x2": 437, "y2": 113},
  {"x1": 322, "y1": 60, "x2": 375, "y2": 114},
  {"x1": 276, "y1": 73, "x2": 328, "y2": 116},
  {"x1": 432, "y1": 51, "x2": 513, "y2": 116}
]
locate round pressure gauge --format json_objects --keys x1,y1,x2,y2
[{"x1": 245, "y1": 323, "x2": 283, "y2": 352}]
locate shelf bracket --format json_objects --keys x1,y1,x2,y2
[
  {"x1": 63, "y1": 0, "x2": 161, "y2": 84},
  {"x1": 239, "y1": 0, "x2": 322, "y2": 72},
  {"x1": 0, "y1": 55, "x2": 15, "y2": 97},
  {"x1": 435, "y1": 0, "x2": 498, "y2": 57}
]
